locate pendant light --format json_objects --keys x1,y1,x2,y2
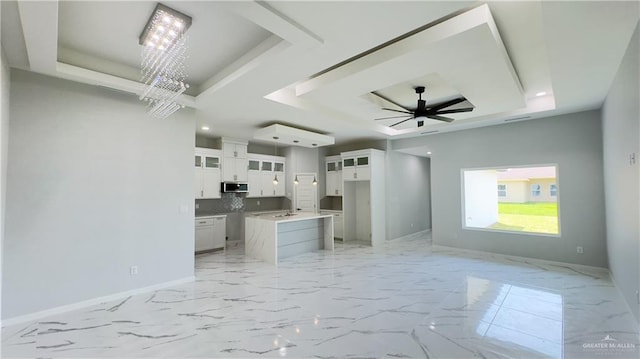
[
  {"x1": 294, "y1": 175, "x2": 299, "y2": 185},
  {"x1": 272, "y1": 137, "x2": 279, "y2": 185},
  {"x1": 312, "y1": 176, "x2": 317, "y2": 186}
]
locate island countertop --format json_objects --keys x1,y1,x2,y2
[
  {"x1": 247, "y1": 212, "x2": 333, "y2": 223},
  {"x1": 245, "y1": 212, "x2": 334, "y2": 264}
]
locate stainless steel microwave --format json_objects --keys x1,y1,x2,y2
[{"x1": 221, "y1": 182, "x2": 248, "y2": 193}]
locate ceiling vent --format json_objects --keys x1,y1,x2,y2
[{"x1": 254, "y1": 124, "x2": 335, "y2": 148}]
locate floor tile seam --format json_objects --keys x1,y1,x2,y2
[
  {"x1": 493, "y1": 301, "x2": 564, "y2": 327},
  {"x1": 497, "y1": 303, "x2": 563, "y2": 322},
  {"x1": 475, "y1": 285, "x2": 512, "y2": 337},
  {"x1": 478, "y1": 317, "x2": 564, "y2": 346}
]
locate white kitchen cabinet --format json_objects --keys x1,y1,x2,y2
[
  {"x1": 246, "y1": 154, "x2": 286, "y2": 197},
  {"x1": 195, "y1": 215, "x2": 226, "y2": 253},
  {"x1": 246, "y1": 159, "x2": 261, "y2": 198},
  {"x1": 341, "y1": 149, "x2": 385, "y2": 246},
  {"x1": 325, "y1": 156, "x2": 342, "y2": 196},
  {"x1": 274, "y1": 161, "x2": 286, "y2": 197},
  {"x1": 342, "y1": 154, "x2": 370, "y2": 181},
  {"x1": 320, "y1": 210, "x2": 343, "y2": 239},
  {"x1": 195, "y1": 148, "x2": 221, "y2": 199},
  {"x1": 221, "y1": 139, "x2": 248, "y2": 182},
  {"x1": 222, "y1": 141, "x2": 247, "y2": 159}
]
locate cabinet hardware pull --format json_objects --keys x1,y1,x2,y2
[{"x1": 199, "y1": 221, "x2": 206, "y2": 224}]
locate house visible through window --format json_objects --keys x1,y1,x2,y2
[
  {"x1": 462, "y1": 165, "x2": 559, "y2": 236},
  {"x1": 497, "y1": 184, "x2": 507, "y2": 197},
  {"x1": 531, "y1": 184, "x2": 541, "y2": 197}
]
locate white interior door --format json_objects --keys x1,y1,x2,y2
[{"x1": 295, "y1": 173, "x2": 317, "y2": 212}]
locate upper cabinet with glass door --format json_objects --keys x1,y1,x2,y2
[
  {"x1": 325, "y1": 155, "x2": 342, "y2": 196},
  {"x1": 195, "y1": 148, "x2": 222, "y2": 199},
  {"x1": 246, "y1": 154, "x2": 286, "y2": 198},
  {"x1": 342, "y1": 152, "x2": 370, "y2": 181}
]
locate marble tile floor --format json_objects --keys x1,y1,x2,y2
[{"x1": 2, "y1": 234, "x2": 639, "y2": 358}]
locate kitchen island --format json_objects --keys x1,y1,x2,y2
[{"x1": 245, "y1": 212, "x2": 334, "y2": 264}]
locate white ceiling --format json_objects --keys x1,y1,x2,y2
[{"x1": 1, "y1": 1, "x2": 638, "y2": 145}]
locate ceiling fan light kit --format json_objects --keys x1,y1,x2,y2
[{"x1": 374, "y1": 86, "x2": 475, "y2": 127}]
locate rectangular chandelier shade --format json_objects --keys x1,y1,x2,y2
[{"x1": 139, "y1": 3, "x2": 192, "y2": 47}]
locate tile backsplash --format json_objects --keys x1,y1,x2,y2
[{"x1": 195, "y1": 194, "x2": 289, "y2": 215}]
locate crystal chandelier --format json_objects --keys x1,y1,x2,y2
[{"x1": 138, "y1": 3, "x2": 192, "y2": 119}]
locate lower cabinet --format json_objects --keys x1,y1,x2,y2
[
  {"x1": 195, "y1": 215, "x2": 226, "y2": 253},
  {"x1": 320, "y1": 211, "x2": 343, "y2": 239}
]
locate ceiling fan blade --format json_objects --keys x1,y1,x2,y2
[
  {"x1": 374, "y1": 115, "x2": 414, "y2": 121},
  {"x1": 382, "y1": 108, "x2": 412, "y2": 114},
  {"x1": 427, "y1": 115, "x2": 455, "y2": 123},
  {"x1": 433, "y1": 108, "x2": 474, "y2": 115},
  {"x1": 390, "y1": 117, "x2": 413, "y2": 127},
  {"x1": 428, "y1": 97, "x2": 466, "y2": 111},
  {"x1": 372, "y1": 91, "x2": 412, "y2": 111}
]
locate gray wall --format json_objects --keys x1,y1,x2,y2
[
  {"x1": 602, "y1": 24, "x2": 639, "y2": 323},
  {"x1": 0, "y1": 33, "x2": 9, "y2": 316},
  {"x1": 3, "y1": 71, "x2": 195, "y2": 319},
  {"x1": 325, "y1": 139, "x2": 387, "y2": 156},
  {"x1": 385, "y1": 151, "x2": 431, "y2": 239},
  {"x1": 394, "y1": 110, "x2": 607, "y2": 267}
]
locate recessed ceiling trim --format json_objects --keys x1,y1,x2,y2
[
  {"x1": 295, "y1": 4, "x2": 511, "y2": 98},
  {"x1": 56, "y1": 62, "x2": 197, "y2": 108},
  {"x1": 232, "y1": 1, "x2": 323, "y2": 47},
  {"x1": 309, "y1": 3, "x2": 479, "y2": 80},
  {"x1": 197, "y1": 35, "x2": 289, "y2": 98},
  {"x1": 17, "y1": 0, "x2": 58, "y2": 73}
]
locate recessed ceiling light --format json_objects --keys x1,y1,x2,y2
[
  {"x1": 427, "y1": 151, "x2": 432, "y2": 155},
  {"x1": 535, "y1": 91, "x2": 547, "y2": 97},
  {"x1": 201, "y1": 126, "x2": 210, "y2": 131}
]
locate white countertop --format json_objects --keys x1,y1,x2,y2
[
  {"x1": 247, "y1": 212, "x2": 333, "y2": 223},
  {"x1": 319, "y1": 209, "x2": 343, "y2": 213},
  {"x1": 195, "y1": 214, "x2": 227, "y2": 219}
]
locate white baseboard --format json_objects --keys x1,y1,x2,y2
[
  {"x1": 389, "y1": 229, "x2": 432, "y2": 241},
  {"x1": 432, "y1": 244, "x2": 609, "y2": 275},
  {"x1": 1, "y1": 276, "x2": 195, "y2": 327}
]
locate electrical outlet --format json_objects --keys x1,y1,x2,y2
[
  {"x1": 130, "y1": 265, "x2": 138, "y2": 275},
  {"x1": 411, "y1": 223, "x2": 414, "y2": 228},
  {"x1": 195, "y1": 203, "x2": 199, "y2": 209},
  {"x1": 257, "y1": 200, "x2": 260, "y2": 206},
  {"x1": 576, "y1": 246, "x2": 584, "y2": 254}
]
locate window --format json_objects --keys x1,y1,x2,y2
[
  {"x1": 497, "y1": 184, "x2": 507, "y2": 197},
  {"x1": 531, "y1": 184, "x2": 541, "y2": 197},
  {"x1": 462, "y1": 165, "x2": 559, "y2": 235}
]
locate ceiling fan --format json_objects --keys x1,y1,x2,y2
[{"x1": 374, "y1": 86, "x2": 474, "y2": 127}]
